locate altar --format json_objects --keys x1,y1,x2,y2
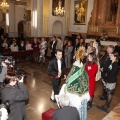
[{"x1": 85, "y1": 39, "x2": 117, "y2": 46}]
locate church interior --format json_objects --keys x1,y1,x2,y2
[{"x1": 0, "y1": 0, "x2": 120, "y2": 120}]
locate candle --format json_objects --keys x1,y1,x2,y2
[
  {"x1": 91, "y1": 26, "x2": 93, "y2": 32},
  {"x1": 94, "y1": 26, "x2": 96, "y2": 32},
  {"x1": 97, "y1": 26, "x2": 98, "y2": 32},
  {"x1": 116, "y1": 27, "x2": 119, "y2": 34}
]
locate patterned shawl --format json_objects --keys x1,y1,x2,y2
[{"x1": 65, "y1": 65, "x2": 89, "y2": 96}]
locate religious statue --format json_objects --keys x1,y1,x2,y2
[
  {"x1": 76, "y1": 2, "x2": 85, "y2": 23},
  {"x1": 100, "y1": 29, "x2": 108, "y2": 41},
  {"x1": 106, "y1": 0, "x2": 118, "y2": 23},
  {"x1": 110, "y1": 0, "x2": 118, "y2": 23}
]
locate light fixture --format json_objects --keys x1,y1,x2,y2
[
  {"x1": 0, "y1": 0, "x2": 9, "y2": 13},
  {"x1": 54, "y1": 0, "x2": 65, "y2": 17},
  {"x1": 32, "y1": 10, "x2": 37, "y2": 28},
  {"x1": 6, "y1": 13, "x2": 9, "y2": 26}
]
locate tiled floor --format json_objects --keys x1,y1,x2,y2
[{"x1": 17, "y1": 60, "x2": 120, "y2": 120}]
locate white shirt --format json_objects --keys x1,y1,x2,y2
[
  {"x1": 52, "y1": 41, "x2": 55, "y2": 49},
  {"x1": 57, "y1": 59, "x2": 61, "y2": 77}
]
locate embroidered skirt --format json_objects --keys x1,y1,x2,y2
[{"x1": 104, "y1": 82, "x2": 116, "y2": 94}]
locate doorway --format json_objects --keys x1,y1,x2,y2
[{"x1": 18, "y1": 21, "x2": 26, "y2": 38}]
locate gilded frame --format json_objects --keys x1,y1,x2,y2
[{"x1": 74, "y1": 0, "x2": 88, "y2": 25}]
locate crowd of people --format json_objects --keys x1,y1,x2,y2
[
  {"x1": 0, "y1": 33, "x2": 120, "y2": 120},
  {"x1": 47, "y1": 35, "x2": 120, "y2": 120},
  {"x1": 0, "y1": 35, "x2": 29, "y2": 120}
]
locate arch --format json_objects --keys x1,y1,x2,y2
[
  {"x1": 18, "y1": 20, "x2": 26, "y2": 38},
  {"x1": 52, "y1": 20, "x2": 63, "y2": 36}
]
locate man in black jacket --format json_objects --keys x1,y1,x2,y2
[
  {"x1": 73, "y1": 38, "x2": 80, "y2": 53},
  {"x1": 99, "y1": 45, "x2": 114, "y2": 100},
  {"x1": 47, "y1": 49, "x2": 66, "y2": 102},
  {"x1": 115, "y1": 40, "x2": 120, "y2": 66},
  {"x1": 50, "y1": 36, "x2": 57, "y2": 59}
]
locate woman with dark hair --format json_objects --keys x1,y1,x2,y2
[
  {"x1": 18, "y1": 40, "x2": 26, "y2": 51},
  {"x1": 56, "y1": 37, "x2": 63, "y2": 50},
  {"x1": 79, "y1": 38, "x2": 85, "y2": 47},
  {"x1": 62, "y1": 38, "x2": 68, "y2": 58},
  {"x1": 2, "y1": 37, "x2": 9, "y2": 49},
  {"x1": 1, "y1": 72, "x2": 29, "y2": 120},
  {"x1": 101, "y1": 52, "x2": 119, "y2": 111},
  {"x1": 64, "y1": 41, "x2": 73, "y2": 70},
  {"x1": 32, "y1": 38, "x2": 39, "y2": 62},
  {"x1": 85, "y1": 52, "x2": 98, "y2": 109}
]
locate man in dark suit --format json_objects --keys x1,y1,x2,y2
[
  {"x1": 99, "y1": 45, "x2": 114, "y2": 100},
  {"x1": 52, "y1": 94, "x2": 80, "y2": 120},
  {"x1": 47, "y1": 49, "x2": 66, "y2": 102},
  {"x1": 50, "y1": 36, "x2": 57, "y2": 59},
  {"x1": 115, "y1": 40, "x2": 120, "y2": 66},
  {"x1": 73, "y1": 38, "x2": 80, "y2": 53}
]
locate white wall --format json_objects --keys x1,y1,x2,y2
[
  {"x1": 9, "y1": 3, "x2": 16, "y2": 37},
  {"x1": 15, "y1": 5, "x2": 26, "y2": 34},
  {"x1": 69, "y1": 0, "x2": 94, "y2": 33},
  {"x1": 9, "y1": 4, "x2": 26, "y2": 37},
  {"x1": 53, "y1": 21, "x2": 62, "y2": 35},
  {"x1": 48, "y1": 0, "x2": 66, "y2": 36}
]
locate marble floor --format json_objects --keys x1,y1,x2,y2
[{"x1": 17, "y1": 60, "x2": 120, "y2": 120}]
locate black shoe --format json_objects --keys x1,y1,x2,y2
[
  {"x1": 50, "y1": 98, "x2": 56, "y2": 103},
  {"x1": 100, "y1": 105, "x2": 110, "y2": 113},
  {"x1": 101, "y1": 103, "x2": 110, "y2": 109},
  {"x1": 87, "y1": 101, "x2": 92, "y2": 110},
  {"x1": 99, "y1": 96, "x2": 106, "y2": 100}
]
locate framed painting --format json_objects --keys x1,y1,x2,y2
[
  {"x1": 23, "y1": 10, "x2": 31, "y2": 21},
  {"x1": 74, "y1": 0, "x2": 88, "y2": 25}
]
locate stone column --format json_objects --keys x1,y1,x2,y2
[
  {"x1": 43, "y1": 0, "x2": 50, "y2": 36},
  {"x1": 116, "y1": 0, "x2": 120, "y2": 26},
  {"x1": 65, "y1": 0, "x2": 70, "y2": 35},
  {"x1": 91, "y1": 0, "x2": 98, "y2": 25},
  {"x1": 26, "y1": 0, "x2": 31, "y2": 37},
  {"x1": 9, "y1": 2, "x2": 16, "y2": 37},
  {"x1": 31, "y1": 0, "x2": 37, "y2": 37},
  {"x1": 37, "y1": 0, "x2": 43, "y2": 37}
]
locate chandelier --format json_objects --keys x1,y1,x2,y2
[
  {"x1": 0, "y1": 0, "x2": 9, "y2": 13},
  {"x1": 54, "y1": 0, "x2": 65, "y2": 17}
]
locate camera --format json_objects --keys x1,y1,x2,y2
[
  {"x1": 17, "y1": 74, "x2": 26, "y2": 81},
  {"x1": 0, "y1": 56, "x2": 15, "y2": 67},
  {"x1": 0, "y1": 100, "x2": 10, "y2": 114}
]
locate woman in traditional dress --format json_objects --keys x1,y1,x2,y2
[{"x1": 58, "y1": 47, "x2": 90, "y2": 120}]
